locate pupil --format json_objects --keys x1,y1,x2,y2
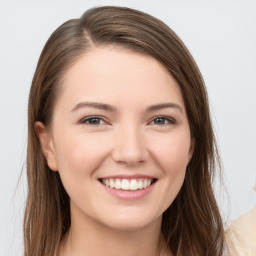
[
  {"x1": 90, "y1": 118, "x2": 100, "y2": 124},
  {"x1": 155, "y1": 118, "x2": 164, "y2": 124}
]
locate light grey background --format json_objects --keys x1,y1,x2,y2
[{"x1": 1, "y1": 1, "x2": 255, "y2": 255}]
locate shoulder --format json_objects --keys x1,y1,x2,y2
[{"x1": 224, "y1": 207, "x2": 256, "y2": 256}]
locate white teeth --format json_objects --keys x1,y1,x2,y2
[
  {"x1": 102, "y1": 178, "x2": 153, "y2": 191},
  {"x1": 115, "y1": 179, "x2": 121, "y2": 189},
  {"x1": 138, "y1": 180, "x2": 143, "y2": 189},
  {"x1": 130, "y1": 179, "x2": 138, "y2": 190},
  {"x1": 143, "y1": 180, "x2": 147, "y2": 189},
  {"x1": 121, "y1": 179, "x2": 130, "y2": 190},
  {"x1": 109, "y1": 179, "x2": 115, "y2": 188}
]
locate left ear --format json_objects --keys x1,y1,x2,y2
[{"x1": 187, "y1": 137, "x2": 195, "y2": 166}]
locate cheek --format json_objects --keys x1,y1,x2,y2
[
  {"x1": 53, "y1": 131, "x2": 111, "y2": 203},
  {"x1": 150, "y1": 132, "x2": 191, "y2": 175},
  {"x1": 160, "y1": 143, "x2": 187, "y2": 190},
  {"x1": 55, "y1": 132, "x2": 111, "y2": 174},
  {"x1": 144, "y1": 133, "x2": 190, "y2": 212}
]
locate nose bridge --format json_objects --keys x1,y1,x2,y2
[{"x1": 112, "y1": 121, "x2": 147, "y2": 165}]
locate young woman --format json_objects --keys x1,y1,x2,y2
[{"x1": 24, "y1": 6, "x2": 226, "y2": 256}]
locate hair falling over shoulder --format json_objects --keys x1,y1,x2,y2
[{"x1": 24, "y1": 6, "x2": 224, "y2": 256}]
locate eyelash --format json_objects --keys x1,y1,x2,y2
[
  {"x1": 80, "y1": 116, "x2": 107, "y2": 126},
  {"x1": 149, "y1": 116, "x2": 176, "y2": 126},
  {"x1": 79, "y1": 116, "x2": 176, "y2": 126}
]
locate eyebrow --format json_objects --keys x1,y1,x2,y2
[
  {"x1": 146, "y1": 103, "x2": 183, "y2": 113},
  {"x1": 71, "y1": 101, "x2": 183, "y2": 113},
  {"x1": 71, "y1": 102, "x2": 117, "y2": 112}
]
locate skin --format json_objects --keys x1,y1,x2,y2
[{"x1": 36, "y1": 46, "x2": 194, "y2": 256}]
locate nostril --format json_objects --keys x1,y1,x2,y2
[
  {"x1": 111, "y1": 131, "x2": 148, "y2": 165},
  {"x1": 111, "y1": 149, "x2": 147, "y2": 166}
]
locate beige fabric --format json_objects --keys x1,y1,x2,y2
[
  {"x1": 223, "y1": 242, "x2": 231, "y2": 256},
  {"x1": 225, "y1": 207, "x2": 256, "y2": 256}
]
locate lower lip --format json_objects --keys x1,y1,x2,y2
[{"x1": 100, "y1": 182, "x2": 156, "y2": 200}]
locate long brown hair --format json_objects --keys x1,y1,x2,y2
[{"x1": 25, "y1": 6, "x2": 224, "y2": 256}]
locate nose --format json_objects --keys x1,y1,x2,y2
[{"x1": 111, "y1": 123, "x2": 148, "y2": 166}]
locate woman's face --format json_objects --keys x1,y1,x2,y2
[{"x1": 38, "y1": 46, "x2": 194, "y2": 231}]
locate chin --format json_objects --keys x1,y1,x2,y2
[
  {"x1": 99, "y1": 211, "x2": 161, "y2": 232},
  {"x1": 104, "y1": 220, "x2": 151, "y2": 231}
]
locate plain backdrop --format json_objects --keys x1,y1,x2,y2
[{"x1": 0, "y1": 1, "x2": 256, "y2": 255}]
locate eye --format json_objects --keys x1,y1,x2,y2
[
  {"x1": 80, "y1": 116, "x2": 107, "y2": 126},
  {"x1": 150, "y1": 116, "x2": 176, "y2": 126}
]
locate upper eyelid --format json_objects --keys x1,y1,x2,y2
[
  {"x1": 80, "y1": 115, "x2": 108, "y2": 124},
  {"x1": 149, "y1": 115, "x2": 176, "y2": 123}
]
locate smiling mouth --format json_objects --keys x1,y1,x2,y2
[{"x1": 99, "y1": 178, "x2": 157, "y2": 191}]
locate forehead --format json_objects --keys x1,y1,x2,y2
[{"x1": 57, "y1": 46, "x2": 185, "y2": 112}]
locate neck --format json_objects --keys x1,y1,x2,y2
[{"x1": 59, "y1": 206, "x2": 171, "y2": 256}]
